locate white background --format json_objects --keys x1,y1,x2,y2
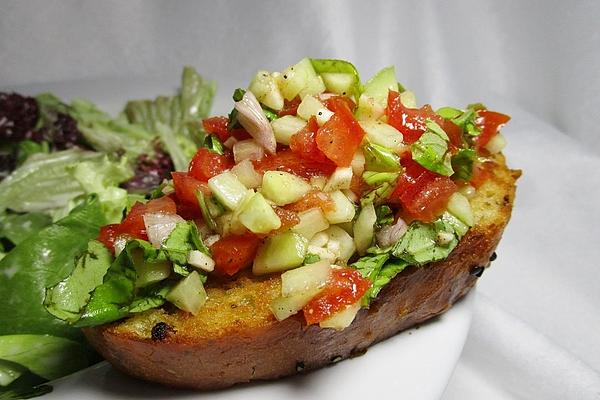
[{"x1": 2, "y1": 1, "x2": 600, "y2": 398}]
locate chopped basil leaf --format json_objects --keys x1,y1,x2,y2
[
  {"x1": 375, "y1": 205, "x2": 394, "y2": 227},
  {"x1": 362, "y1": 171, "x2": 399, "y2": 186},
  {"x1": 303, "y1": 253, "x2": 321, "y2": 264},
  {"x1": 451, "y1": 148, "x2": 476, "y2": 181},
  {"x1": 362, "y1": 143, "x2": 401, "y2": 172},
  {"x1": 262, "y1": 107, "x2": 279, "y2": 122},
  {"x1": 436, "y1": 106, "x2": 462, "y2": 119},
  {"x1": 411, "y1": 120, "x2": 453, "y2": 176},
  {"x1": 196, "y1": 191, "x2": 217, "y2": 232},
  {"x1": 360, "y1": 183, "x2": 394, "y2": 207},
  {"x1": 201, "y1": 133, "x2": 224, "y2": 155}
]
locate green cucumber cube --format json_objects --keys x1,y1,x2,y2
[{"x1": 253, "y1": 232, "x2": 308, "y2": 275}]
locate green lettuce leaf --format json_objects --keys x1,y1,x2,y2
[
  {"x1": 0, "y1": 335, "x2": 88, "y2": 381},
  {"x1": 44, "y1": 241, "x2": 113, "y2": 323},
  {"x1": 0, "y1": 150, "x2": 102, "y2": 214},
  {"x1": 411, "y1": 120, "x2": 454, "y2": 176},
  {"x1": 0, "y1": 195, "x2": 106, "y2": 339},
  {"x1": 0, "y1": 213, "x2": 52, "y2": 246},
  {"x1": 124, "y1": 66, "x2": 215, "y2": 171},
  {"x1": 68, "y1": 156, "x2": 133, "y2": 223}
]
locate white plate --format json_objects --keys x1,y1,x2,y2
[{"x1": 6, "y1": 79, "x2": 475, "y2": 400}]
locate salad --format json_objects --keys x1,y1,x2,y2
[
  {"x1": 0, "y1": 68, "x2": 215, "y2": 398},
  {"x1": 0, "y1": 57, "x2": 511, "y2": 397}
]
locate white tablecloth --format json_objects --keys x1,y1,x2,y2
[{"x1": 2, "y1": 1, "x2": 599, "y2": 398}]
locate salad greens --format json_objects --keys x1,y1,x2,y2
[
  {"x1": 411, "y1": 120, "x2": 453, "y2": 176},
  {"x1": 0, "y1": 66, "x2": 215, "y2": 395}
]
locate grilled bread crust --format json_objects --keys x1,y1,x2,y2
[{"x1": 84, "y1": 154, "x2": 520, "y2": 390}]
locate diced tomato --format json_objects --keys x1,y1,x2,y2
[
  {"x1": 278, "y1": 96, "x2": 302, "y2": 117},
  {"x1": 290, "y1": 117, "x2": 334, "y2": 164},
  {"x1": 211, "y1": 233, "x2": 262, "y2": 276},
  {"x1": 97, "y1": 224, "x2": 121, "y2": 252},
  {"x1": 97, "y1": 196, "x2": 178, "y2": 251},
  {"x1": 303, "y1": 268, "x2": 371, "y2": 325},
  {"x1": 284, "y1": 190, "x2": 335, "y2": 213},
  {"x1": 253, "y1": 149, "x2": 336, "y2": 179},
  {"x1": 202, "y1": 116, "x2": 230, "y2": 142},
  {"x1": 188, "y1": 148, "x2": 234, "y2": 182},
  {"x1": 316, "y1": 98, "x2": 364, "y2": 167},
  {"x1": 269, "y1": 208, "x2": 300, "y2": 235},
  {"x1": 325, "y1": 96, "x2": 356, "y2": 113},
  {"x1": 172, "y1": 172, "x2": 210, "y2": 206},
  {"x1": 473, "y1": 110, "x2": 511, "y2": 150},
  {"x1": 439, "y1": 118, "x2": 463, "y2": 150},
  {"x1": 387, "y1": 91, "x2": 436, "y2": 144},
  {"x1": 390, "y1": 156, "x2": 457, "y2": 222}
]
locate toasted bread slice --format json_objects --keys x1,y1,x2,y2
[{"x1": 84, "y1": 153, "x2": 520, "y2": 389}]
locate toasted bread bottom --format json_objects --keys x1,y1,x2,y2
[{"x1": 84, "y1": 154, "x2": 520, "y2": 389}]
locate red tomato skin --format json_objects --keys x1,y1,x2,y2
[
  {"x1": 188, "y1": 148, "x2": 234, "y2": 182},
  {"x1": 316, "y1": 98, "x2": 364, "y2": 167},
  {"x1": 474, "y1": 110, "x2": 511, "y2": 150},
  {"x1": 387, "y1": 91, "x2": 437, "y2": 144},
  {"x1": 390, "y1": 156, "x2": 456, "y2": 222},
  {"x1": 290, "y1": 117, "x2": 335, "y2": 165},
  {"x1": 278, "y1": 96, "x2": 302, "y2": 117},
  {"x1": 210, "y1": 234, "x2": 262, "y2": 276},
  {"x1": 97, "y1": 224, "x2": 121, "y2": 252},
  {"x1": 202, "y1": 116, "x2": 230, "y2": 142},
  {"x1": 253, "y1": 149, "x2": 336, "y2": 179},
  {"x1": 97, "y1": 196, "x2": 177, "y2": 251},
  {"x1": 303, "y1": 268, "x2": 371, "y2": 325},
  {"x1": 172, "y1": 172, "x2": 210, "y2": 206}
]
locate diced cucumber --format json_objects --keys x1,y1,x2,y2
[
  {"x1": 188, "y1": 250, "x2": 215, "y2": 272},
  {"x1": 281, "y1": 260, "x2": 331, "y2": 297},
  {"x1": 166, "y1": 271, "x2": 207, "y2": 315},
  {"x1": 361, "y1": 66, "x2": 400, "y2": 110},
  {"x1": 233, "y1": 139, "x2": 264, "y2": 163},
  {"x1": 323, "y1": 191, "x2": 356, "y2": 224},
  {"x1": 261, "y1": 171, "x2": 312, "y2": 206},
  {"x1": 355, "y1": 94, "x2": 386, "y2": 121},
  {"x1": 279, "y1": 58, "x2": 320, "y2": 101},
  {"x1": 310, "y1": 58, "x2": 361, "y2": 98},
  {"x1": 271, "y1": 115, "x2": 306, "y2": 145},
  {"x1": 319, "y1": 302, "x2": 361, "y2": 330},
  {"x1": 216, "y1": 212, "x2": 246, "y2": 236},
  {"x1": 320, "y1": 72, "x2": 357, "y2": 96},
  {"x1": 353, "y1": 203, "x2": 377, "y2": 255},
  {"x1": 253, "y1": 232, "x2": 308, "y2": 275},
  {"x1": 292, "y1": 207, "x2": 330, "y2": 239},
  {"x1": 208, "y1": 171, "x2": 248, "y2": 210},
  {"x1": 135, "y1": 260, "x2": 171, "y2": 288},
  {"x1": 270, "y1": 288, "x2": 322, "y2": 321},
  {"x1": 238, "y1": 192, "x2": 282, "y2": 234},
  {"x1": 363, "y1": 143, "x2": 401, "y2": 172},
  {"x1": 231, "y1": 159, "x2": 262, "y2": 189},
  {"x1": 309, "y1": 175, "x2": 327, "y2": 190},
  {"x1": 324, "y1": 226, "x2": 356, "y2": 263},
  {"x1": 299, "y1": 75, "x2": 327, "y2": 98},
  {"x1": 297, "y1": 95, "x2": 324, "y2": 121},
  {"x1": 248, "y1": 70, "x2": 284, "y2": 111},
  {"x1": 360, "y1": 120, "x2": 405, "y2": 152},
  {"x1": 324, "y1": 167, "x2": 353, "y2": 192},
  {"x1": 446, "y1": 192, "x2": 474, "y2": 226}
]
